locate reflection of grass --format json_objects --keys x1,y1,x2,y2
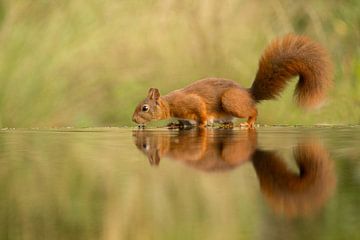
[
  {"x1": 0, "y1": 1, "x2": 359, "y2": 127},
  {"x1": 0, "y1": 128, "x2": 359, "y2": 239}
]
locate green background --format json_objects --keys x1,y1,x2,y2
[{"x1": 0, "y1": 0, "x2": 359, "y2": 128}]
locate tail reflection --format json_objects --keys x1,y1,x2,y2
[
  {"x1": 133, "y1": 129, "x2": 336, "y2": 217},
  {"x1": 252, "y1": 142, "x2": 336, "y2": 218}
]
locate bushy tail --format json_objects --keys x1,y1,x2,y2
[{"x1": 250, "y1": 34, "x2": 333, "y2": 108}]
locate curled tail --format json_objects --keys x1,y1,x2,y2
[{"x1": 250, "y1": 34, "x2": 333, "y2": 108}]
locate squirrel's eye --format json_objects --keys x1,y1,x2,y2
[{"x1": 142, "y1": 105, "x2": 149, "y2": 112}]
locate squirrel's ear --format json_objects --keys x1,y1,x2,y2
[{"x1": 148, "y1": 88, "x2": 160, "y2": 100}]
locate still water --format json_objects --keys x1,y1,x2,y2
[{"x1": 0, "y1": 127, "x2": 359, "y2": 240}]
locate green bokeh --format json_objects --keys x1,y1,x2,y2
[{"x1": 0, "y1": 0, "x2": 359, "y2": 128}]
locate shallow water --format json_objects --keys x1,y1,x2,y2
[{"x1": 0, "y1": 126, "x2": 359, "y2": 240}]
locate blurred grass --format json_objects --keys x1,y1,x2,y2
[
  {"x1": 0, "y1": 0, "x2": 359, "y2": 127},
  {"x1": 0, "y1": 128, "x2": 359, "y2": 239}
]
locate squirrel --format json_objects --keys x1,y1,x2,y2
[{"x1": 132, "y1": 34, "x2": 332, "y2": 128}]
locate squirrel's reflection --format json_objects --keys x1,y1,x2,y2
[
  {"x1": 133, "y1": 129, "x2": 336, "y2": 218},
  {"x1": 252, "y1": 141, "x2": 336, "y2": 218},
  {"x1": 133, "y1": 129, "x2": 256, "y2": 170}
]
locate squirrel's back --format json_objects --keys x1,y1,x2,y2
[
  {"x1": 164, "y1": 77, "x2": 246, "y2": 109},
  {"x1": 251, "y1": 34, "x2": 332, "y2": 108},
  {"x1": 180, "y1": 78, "x2": 242, "y2": 96}
]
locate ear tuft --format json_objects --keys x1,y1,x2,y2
[{"x1": 148, "y1": 88, "x2": 160, "y2": 100}]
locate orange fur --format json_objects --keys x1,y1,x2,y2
[
  {"x1": 133, "y1": 34, "x2": 333, "y2": 127},
  {"x1": 251, "y1": 34, "x2": 333, "y2": 108}
]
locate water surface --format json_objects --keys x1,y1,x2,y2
[{"x1": 0, "y1": 127, "x2": 359, "y2": 240}]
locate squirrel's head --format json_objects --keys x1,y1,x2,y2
[{"x1": 132, "y1": 88, "x2": 168, "y2": 124}]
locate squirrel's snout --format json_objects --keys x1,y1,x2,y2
[
  {"x1": 132, "y1": 115, "x2": 146, "y2": 124},
  {"x1": 132, "y1": 115, "x2": 139, "y2": 123}
]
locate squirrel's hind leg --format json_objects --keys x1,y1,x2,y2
[{"x1": 221, "y1": 88, "x2": 258, "y2": 129}]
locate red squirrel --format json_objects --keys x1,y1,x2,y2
[{"x1": 132, "y1": 34, "x2": 332, "y2": 128}]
